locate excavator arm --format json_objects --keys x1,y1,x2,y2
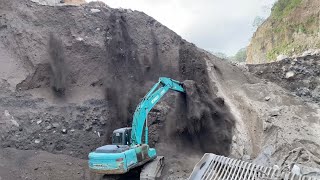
[{"x1": 130, "y1": 77, "x2": 185, "y2": 145}]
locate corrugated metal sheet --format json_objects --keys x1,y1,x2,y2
[{"x1": 189, "y1": 153, "x2": 318, "y2": 180}]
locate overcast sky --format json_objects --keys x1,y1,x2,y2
[{"x1": 88, "y1": 0, "x2": 277, "y2": 55}]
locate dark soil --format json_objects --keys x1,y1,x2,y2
[
  {"x1": 248, "y1": 55, "x2": 320, "y2": 104},
  {"x1": 0, "y1": 0, "x2": 235, "y2": 179}
]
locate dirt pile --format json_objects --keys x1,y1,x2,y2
[
  {"x1": 0, "y1": 0, "x2": 235, "y2": 179},
  {"x1": 0, "y1": 0, "x2": 319, "y2": 179}
]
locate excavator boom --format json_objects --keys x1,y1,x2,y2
[{"x1": 131, "y1": 77, "x2": 185, "y2": 145}]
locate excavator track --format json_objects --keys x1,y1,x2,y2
[
  {"x1": 189, "y1": 153, "x2": 317, "y2": 180},
  {"x1": 140, "y1": 156, "x2": 164, "y2": 180}
]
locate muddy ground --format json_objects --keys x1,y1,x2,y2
[{"x1": 0, "y1": 0, "x2": 319, "y2": 179}]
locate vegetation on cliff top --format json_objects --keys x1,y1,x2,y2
[
  {"x1": 212, "y1": 48, "x2": 247, "y2": 63},
  {"x1": 263, "y1": 0, "x2": 320, "y2": 61},
  {"x1": 271, "y1": 0, "x2": 303, "y2": 20}
]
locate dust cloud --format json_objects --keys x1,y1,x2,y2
[{"x1": 168, "y1": 80, "x2": 235, "y2": 155}]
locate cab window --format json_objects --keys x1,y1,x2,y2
[{"x1": 112, "y1": 132, "x2": 123, "y2": 145}]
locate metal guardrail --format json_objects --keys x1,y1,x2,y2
[{"x1": 189, "y1": 153, "x2": 318, "y2": 180}]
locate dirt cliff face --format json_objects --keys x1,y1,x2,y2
[
  {"x1": 247, "y1": 0, "x2": 320, "y2": 64},
  {"x1": 1, "y1": 0, "x2": 320, "y2": 179},
  {"x1": 0, "y1": 0, "x2": 236, "y2": 179}
]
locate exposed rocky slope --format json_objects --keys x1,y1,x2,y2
[
  {"x1": 0, "y1": 0, "x2": 319, "y2": 179},
  {"x1": 247, "y1": 0, "x2": 320, "y2": 64},
  {"x1": 248, "y1": 54, "x2": 320, "y2": 104}
]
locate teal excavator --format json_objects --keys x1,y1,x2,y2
[{"x1": 88, "y1": 77, "x2": 185, "y2": 178}]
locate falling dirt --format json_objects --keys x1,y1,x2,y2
[
  {"x1": 48, "y1": 33, "x2": 68, "y2": 96},
  {"x1": 168, "y1": 80, "x2": 235, "y2": 155}
]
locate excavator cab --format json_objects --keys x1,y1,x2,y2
[{"x1": 112, "y1": 127, "x2": 132, "y2": 146}]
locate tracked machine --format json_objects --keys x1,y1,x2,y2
[{"x1": 88, "y1": 77, "x2": 185, "y2": 179}]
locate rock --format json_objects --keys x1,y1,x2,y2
[
  {"x1": 300, "y1": 153, "x2": 309, "y2": 161},
  {"x1": 61, "y1": 128, "x2": 67, "y2": 134},
  {"x1": 291, "y1": 164, "x2": 301, "y2": 175},
  {"x1": 85, "y1": 125, "x2": 92, "y2": 131},
  {"x1": 253, "y1": 145, "x2": 275, "y2": 167},
  {"x1": 90, "y1": 8, "x2": 101, "y2": 13},
  {"x1": 265, "y1": 117, "x2": 273, "y2": 123},
  {"x1": 313, "y1": 49, "x2": 320, "y2": 55},
  {"x1": 263, "y1": 122, "x2": 270, "y2": 131},
  {"x1": 277, "y1": 54, "x2": 288, "y2": 61},
  {"x1": 34, "y1": 139, "x2": 40, "y2": 144},
  {"x1": 169, "y1": 168, "x2": 174, "y2": 174},
  {"x1": 296, "y1": 87, "x2": 311, "y2": 97},
  {"x1": 264, "y1": 96, "x2": 271, "y2": 101},
  {"x1": 270, "y1": 108, "x2": 280, "y2": 117},
  {"x1": 285, "y1": 71, "x2": 295, "y2": 79},
  {"x1": 242, "y1": 155, "x2": 251, "y2": 161},
  {"x1": 36, "y1": 120, "x2": 42, "y2": 124},
  {"x1": 76, "y1": 37, "x2": 83, "y2": 41},
  {"x1": 10, "y1": 119, "x2": 19, "y2": 127},
  {"x1": 4, "y1": 110, "x2": 19, "y2": 127},
  {"x1": 52, "y1": 123, "x2": 59, "y2": 128},
  {"x1": 311, "y1": 86, "x2": 320, "y2": 99},
  {"x1": 31, "y1": 0, "x2": 60, "y2": 6},
  {"x1": 302, "y1": 50, "x2": 312, "y2": 56},
  {"x1": 45, "y1": 125, "x2": 52, "y2": 130}
]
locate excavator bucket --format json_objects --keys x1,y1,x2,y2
[{"x1": 189, "y1": 153, "x2": 316, "y2": 180}]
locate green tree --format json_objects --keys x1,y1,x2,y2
[
  {"x1": 212, "y1": 52, "x2": 228, "y2": 59},
  {"x1": 232, "y1": 48, "x2": 247, "y2": 62}
]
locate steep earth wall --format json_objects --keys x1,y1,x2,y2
[
  {"x1": 0, "y1": 0, "x2": 319, "y2": 179},
  {"x1": 0, "y1": 0, "x2": 236, "y2": 179}
]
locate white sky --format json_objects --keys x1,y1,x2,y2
[{"x1": 88, "y1": 0, "x2": 277, "y2": 55}]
